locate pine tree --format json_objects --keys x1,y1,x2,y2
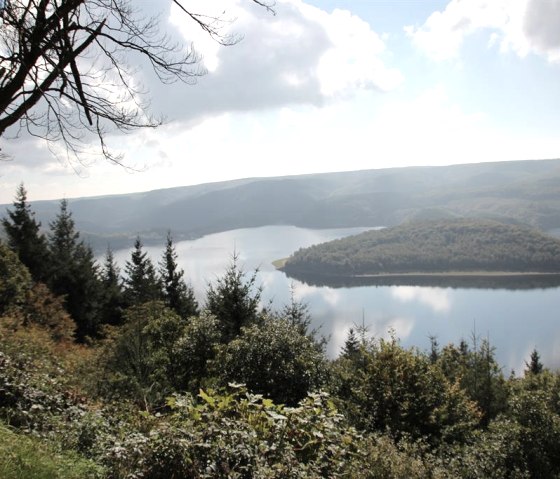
[
  {"x1": 48, "y1": 199, "x2": 103, "y2": 341},
  {"x1": 281, "y1": 284, "x2": 312, "y2": 336},
  {"x1": 159, "y1": 232, "x2": 198, "y2": 319},
  {"x1": 123, "y1": 237, "x2": 161, "y2": 306},
  {"x1": 2, "y1": 183, "x2": 50, "y2": 282},
  {"x1": 525, "y1": 348, "x2": 544, "y2": 376},
  {"x1": 206, "y1": 251, "x2": 262, "y2": 342},
  {"x1": 99, "y1": 247, "x2": 126, "y2": 326},
  {"x1": 341, "y1": 328, "x2": 360, "y2": 358}
]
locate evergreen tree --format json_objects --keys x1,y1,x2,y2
[
  {"x1": 525, "y1": 348, "x2": 544, "y2": 376},
  {"x1": 341, "y1": 328, "x2": 360, "y2": 358},
  {"x1": 281, "y1": 284, "x2": 312, "y2": 336},
  {"x1": 206, "y1": 252, "x2": 262, "y2": 342},
  {"x1": 2, "y1": 183, "x2": 50, "y2": 282},
  {"x1": 123, "y1": 237, "x2": 161, "y2": 306},
  {"x1": 48, "y1": 199, "x2": 103, "y2": 341},
  {"x1": 99, "y1": 247, "x2": 126, "y2": 326},
  {"x1": 429, "y1": 335, "x2": 440, "y2": 364},
  {"x1": 159, "y1": 232, "x2": 198, "y2": 319}
]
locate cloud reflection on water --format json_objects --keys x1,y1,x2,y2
[{"x1": 391, "y1": 286, "x2": 452, "y2": 314}]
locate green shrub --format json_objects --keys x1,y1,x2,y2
[
  {"x1": 215, "y1": 316, "x2": 327, "y2": 405},
  {"x1": 331, "y1": 333, "x2": 480, "y2": 444}
]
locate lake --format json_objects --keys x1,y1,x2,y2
[{"x1": 113, "y1": 225, "x2": 560, "y2": 374}]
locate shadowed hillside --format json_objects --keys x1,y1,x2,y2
[{"x1": 5, "y1": 158, "x2": 560, "y2": 250}]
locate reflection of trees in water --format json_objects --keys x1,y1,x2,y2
[{"x1": 283, "y1": 272, "x2": 560, "y2": 290}]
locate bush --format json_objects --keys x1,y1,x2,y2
[
  {"x1": 216, "y1": 316, "x2": 327, "y2": 405},
  {"x1": 0, "y1": 242, "x2": 32, "y2": 316},
  {"x1": 100, "y1": 301, "x2": 187, "y2": 408},
  {"x1": 331, "y1": 333, "x2": 480, "y2": 444}
]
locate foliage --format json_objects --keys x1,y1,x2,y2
[
  {"x1": 216, "y1": 316, "x2": 328, "y2": 405},
  {"x1": 100, "y1": 301, "x2": 187, "y2": 409},
  {"x1": 172, "y1": 312, "x2": 222, "y2": 394},
  {"x1": 206, "y1": 252, "x2": 263, "y2": 342},
  {"x1": 2, "y1": 184, "x2": 51, "y2": 282},
  {"x1": 18, "y1": 283, "x2": 76, "y2": 342},
  {"x1": 436, "y1": 336, "x2": 508, "y2": 425},
  {"x1": 280, "y1": 285, "x2": 313, "y2": 336},
  {"x1": 159, "y1": 231, "x2": 198, "y2": 319},
  {"x1": 284, "y1": 219, "x2": 560, "y2": 276},
  {"x1": 0, "y1": 423, "x2": 103, "y2": 479},
  {"x1": 0, "y1": 241, "x2": 32, "y2": 315},
  {"x1": 123, "y1": 237, "x2": 162, "y2": 307},
  {"x1": 48, "y1": 199, "x2": 103, "y2": 341},
  {"x1": 105, "y1": 387, "x2": 371, "y2": 479},
  {"x1": 525, "y1": 348, "x2": 544, "y2": 376},
  {"x1": 331, "y1": 331, "x2": 481, "y2": 444},
  {"x1": 98, "y1": 248, "x2": 125, "y2": 327}
]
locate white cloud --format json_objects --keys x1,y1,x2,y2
[
  {"x1": 1, "y1": 0, "x2": 400, "y2": 181},
  {"x1": 152, "y1": 0, "x2": 402, "y2": 124},
  {"x1": 522, "y1": 0, "x2": 560, "y2": 62},
  {"x1": 406, "y1": 0, "x2": 560, "y2": 63}
]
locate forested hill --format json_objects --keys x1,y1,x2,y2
[
  {"x1": 4, "y1": 158, "x2": 560, "y2": 250},
  {"x1": 281, "y1": 219, "x2": 560, "y2": 277}
]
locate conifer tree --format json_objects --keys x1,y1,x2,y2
[
  {"x1": 159, "y1": 232, "x2": 198, "y2": 319},
  {"x1": 281, "y1": 285, "x2": 312, "y2": 336},
  {"x1": 48, "y1": 199, "x2": 103, "y2": 341},
  {"x1": 100, "y1": 247, "x2": 126, "y2": 326},
  {"x1": 123, "y1": 237, "x2": 161, "y2": 307},
  {"x1": 2, "y1": 183, "x2": 50, "y2": 282},
  {"x1": 525, "y1": 348, "x2": 544, "y2": 376},
  {"x1": 342, "y1": 328, "x2": 360, "y2": 358},
  {"x1": 206, "y1": 252, "x2": 262, "y2": 342}
]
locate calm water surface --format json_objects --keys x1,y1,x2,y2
[{"x1": 114, "y1": 225, "x2": 560, "y2": 373}]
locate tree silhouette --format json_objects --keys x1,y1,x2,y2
[
  {"x1": 159, "y1": 231, "x2": 198, "y2": 319},
  {"x1": 123, "y1": 237, "x2": 161, "y2": 306},
  {"x1": 0, "y1": 0, "x2": 273, "y2": 162},
  {"x1": 2, "y1": 183, "x2": 50, "y2": 282}
]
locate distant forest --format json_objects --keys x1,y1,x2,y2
[{"x1": 282, "y1": 219, "x2": 560, "y2": 277}]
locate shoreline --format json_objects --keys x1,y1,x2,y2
[{"x1": 353, "y1": 271, "x2": 560, "y2": 279}]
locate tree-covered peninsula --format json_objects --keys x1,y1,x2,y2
[{"x1": 282, "y1": 219, "x2": 560, "y2": 277}]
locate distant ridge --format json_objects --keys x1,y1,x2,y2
[{"x1": 4, "y1": 158, "x2": 560, "y2": 250}]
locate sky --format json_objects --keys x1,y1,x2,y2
[{"x1": 2, "y1": 0, "x2": 560, "y2": 203}]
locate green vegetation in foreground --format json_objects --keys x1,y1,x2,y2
[
  {"x1": 282, "y1": 219, "x2": 560, "y2": 277},
  {"x1": 0, "y1": 424, "x2": 103, "y2": 479}
]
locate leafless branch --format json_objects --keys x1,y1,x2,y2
[{"x1": 0, "y1": 0, "x2": 275, "y2": 166}]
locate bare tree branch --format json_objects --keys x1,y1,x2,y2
[{"x1": 0, "y1": 0, "x2": 275, "y2": 165}]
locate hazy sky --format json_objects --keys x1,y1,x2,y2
[{"x1": 2, "y1": 0, "x2": 560, "y2": 203}]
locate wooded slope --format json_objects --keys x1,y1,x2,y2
[
  {"x1": 6, "y1": 158, "x2": 560, "y2": 251},
  {"x1": 282, "y1": 219, "x2": 560, "y2": 276}
]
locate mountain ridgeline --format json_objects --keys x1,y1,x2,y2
[
  {"x1": 281, "y1": 219, "x2": 560, "y2": 277},
  {"x1": 6, "y1": 158, "x2": 560, "y2": 251}
]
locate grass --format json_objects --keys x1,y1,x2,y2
[{"x1": 0, "y1": 423, "x2": 104, "y2": 479}]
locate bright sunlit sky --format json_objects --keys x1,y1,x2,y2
[{"x1": 2, "y1": 0, "x2": 560, "y2": 203}]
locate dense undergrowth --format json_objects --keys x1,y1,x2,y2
[{"x1": 2, "y1": 302, "x2": 560, "y2": 478}]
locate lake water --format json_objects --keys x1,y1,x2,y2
[{"x1": 113, "y1": 225, "x2": 560, "y2": 374}]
